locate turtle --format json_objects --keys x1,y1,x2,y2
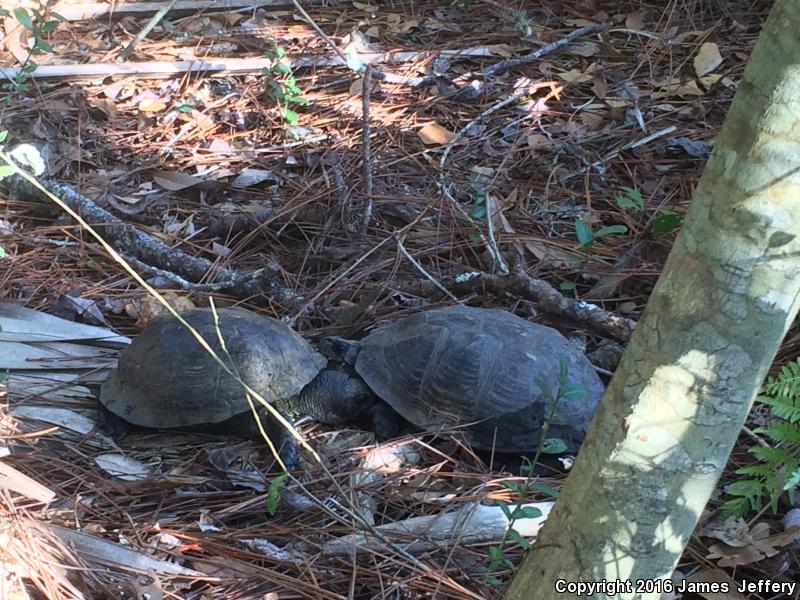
[
  {"x1": 100, "y1": 305, "x2": 604, "y2": 458},
  {"x1": 98, "y1": 307, "x2": 328, "y2": 460},
  {"x1": 309, "y1": 305, "x2": 606, "y2": 454}
]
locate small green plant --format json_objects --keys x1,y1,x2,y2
[
  {"x1": 266, "y1": 472, "x2": 288, "y2": 516},
  {"x1": 616, "y1": 186, "x2": 644, "y2": 211},
  {"x1": 262, "y1": 46, "x2": 307, "y2": 125},
  {"x1": 485, "y1": 361, "x2": 584, "y2": 585},
  {"x1": 574, "y1": 217, "x2": 627, "y2": 249},
  {"x1": 650, "y1": 209, "x2": 681, "y2": 234},
  {"x1": 0, "y1": 2, "x2": 63, "y2": 95},
  {"x1": 615, "y1": 186, "x2": 683, "y2": 235},
  {"x1": 724, "y1": 359, "x2": 800, "y2": 517}
]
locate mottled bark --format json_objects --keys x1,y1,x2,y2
[{"x1": 505, "y1": 1, "x2": 800, "y2": 598}]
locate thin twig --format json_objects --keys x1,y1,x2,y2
[
  {"x1": 119, "y1": 0, "x2": 178, "y2": 61},
  {"x1": 396, "y1": 235, "x2": 459, "y2": 302},
  {"x1": 360, "y1": 66, "x2": 374, "y2": 234}
]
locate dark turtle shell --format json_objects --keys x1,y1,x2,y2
[
  {"x1": 353, "y1": 305, "x2": 604, "y2": 453},
  {"x1": 100, "y1": 308, "x2": 326, "y2": 428}
]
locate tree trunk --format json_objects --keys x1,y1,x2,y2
[{"x1": 505, "y1": 1, "x2": 800, "y2": 598}]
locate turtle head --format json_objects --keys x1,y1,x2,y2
[{"x1": 318, "y1": 336, "x2": 361, "y2": 365}]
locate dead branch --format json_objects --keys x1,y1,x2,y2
[
  {"x1": 51, "y1": 0, "x2": 333, "y2": 21},
  {"x1": 451, "y1": 23, "x2": 606, "y2": 102},
  {"x1": 322, "y1": 501, "x2": 553, "y2": 556},
  {"x1": 0, "y1": 49, "x2": 492, "y2": 81},
  {"x1": 399, "y1": 270, "x2": 635, "y2": 341},
  {"x1": 5, "y1": 178, "x2": 295, "y2": 302}
]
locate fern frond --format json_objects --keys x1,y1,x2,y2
[
  {"x1": 750, "y1": 446, "x2": 796, "y2": 466},
  {"x1": 763, "y1": 360, "x2": 800, "y2": 399},
  {"x1": 757, "y1": 395, "x2": 800, "y2": 422},
  {"x1": 761, "y1": 421, "x2": 800, "y2": 446}
]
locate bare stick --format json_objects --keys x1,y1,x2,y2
[
  {"x1": 5, "y1": 177, "x2": 293, "y2": 301},
  {"x1": 119, "y1": 0, "x2": 178, "y2": 61},
  {"x1": 360, "y1": 66, "x2": 374, "y2": 233},
  {"x1": 396, "y1": 235, "x2": 459, "y2": 302},
  {"x1": 398, "y1": 269, "x2": 636, "y2": 341}
]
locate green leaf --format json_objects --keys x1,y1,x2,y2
[
  {"x1": 41, "y1": 20, "x2": 60, "y2": 33},
  {"x1": 488, "y1": 545, "x2": 504, "y2": 561},
  {"x1": 0, "y1": 166, "x2": 15, "y2": 180},
  {"x1": 266, "y1": 473, "x2": 287, "y2": 516},
  {"x1": 722, "y1": 496, "x2": 750, "y2": 518},
  {"x1": 541, "y1": 438, "x2": 568, "y2": 454},
  {"x1": 486, "y1": 576, "x2": 502, "y2": 586},
  {"x1": 735, "y1": 464, "x2": 772, "y2": 477},
  {"x1": 516, "y1": 505, "x2": 543, "y2": 519},
  {"x1": 750, "y1": 446, "x2": 794, "y2": 465},
  {"x1": 276, "y1": 62, "x2": 292, "y2": 75},
  {"x1": 559, "y1": 281, "x2": 576, "y2": 292},
  {"x1": 274, "y1": 46, "x2": 286, "y2": 58},
  {"x1": 574, "y1": 218, "x2": 594, "y2": 246},
  {"x1": 616, "y1": 187, "x2": 644, "y2": 211},
  {"x1": 531, "y1": 482, "x2": 560, "y2": 498},
  {"x1": 533, "y1": 376, "x2": 553, "y2": 400},
  {"x1": 651, "y1": 210, "x2": 682, "y2": 234},
  {"x1": 783, "y1": 467, "x2": 800, "y2": 491},
  {"x1": 505, "y1": 528, "x2": 530, "y2": 550},
  {"x1": 0, "y1": 371, "x2": 7, "y2": 383},
  {"x1": 0, "y1": 246, "x2": 5, "y2": 259},
  {"x1": 0, "y1": 130, "x2": 8, "y2": 143},
  {"x1": 175, "y1": 103, "x2": 193, "y2": 113},
  {"x1": 594, "y1": 224, "x2": 628, "y2": 238},
  {"x1": 558, "y1": 358, "x2": 568, "y2": 383},
  {"x1": 498, "y1": 502, "x2": 513, "y2": 519},
  {"x1": 13, "y1": 8, "x2": 34, "y2": 30},
  {"x1": 282, "y1": 108, "x2": 298, "y2": 124},
  {"x1": 561, "y1": 383, "x2": 587, "y2": 401},
  {"x1": 466, "y1": 232, "x2": 482, "y2": 246},
  {"x1": 34, "y1": 37, "x2": 53, "y2": 53},
  {"x1": 470, "y1": 204, "x2": 486, "y2": 219},
  {"x1": 500, "y1": 481, "x2": 523, "y2": 492}
]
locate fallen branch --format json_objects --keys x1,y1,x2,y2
[
  {"x1": 5, "y1": 178, "x2": 295, "y2": 302},
  {"x1": 398, "y1": 270, "x2": 636, "y2": 341},
  {"x1": 451, "y1": 23, "x2": 606, "y2": 102},
  {"x1": 0, "y1": 49, "x2": 493, "y2": 81},
  {"x1": 51, "y1": 0, "x2": 331, "y2": 21},
  {"x1": 322, "y1": 501, "x2": 553, "y2": 556}
]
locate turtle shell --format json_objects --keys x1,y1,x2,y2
[
  {"x1": 100, "y1": 308, "x2": 326, "y2": 428},
  {"x1": 353, "y1": 305, "x2": 604, "y2": 453}
]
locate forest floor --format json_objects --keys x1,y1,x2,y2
[{"x1": 1, "y1": 0, "x2": 797, "y2": 598}]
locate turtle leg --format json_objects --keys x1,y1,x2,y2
[
  {"x1": 293, "y1": 369, "x2": 376, "y2": 425},
  {"x1": 98, "y1": 403, "x2": 133, "y2": 439},
  {"x1": 367, "y1": 402, "x2": 406, "y2": 441}
]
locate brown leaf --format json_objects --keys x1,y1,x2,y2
[
  {"x1": 624, "y1": 11, "x2": 645, "y2": 29},
  {"x1": 694, "y1": 42, "x2": 723, "y2": 77},
  {"x1": 153, "y1": 170, "x2": 204, "y2": 191},
  {"x1": 568, "y1": 42, "x2": 600, "y2": 57},
  {"x1": 592, "y1": 78, "x2": 608, "y2": 98},
  {"x1": 138, "y1": 98, "x2": 168, "y2": 113},
  {"x1": 418, "y1": 123, "x2": 456, "y2": 145},
  {"x1": 558, "y1": 67, "x2": 595, "y2": 84}
]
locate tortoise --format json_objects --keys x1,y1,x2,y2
[
  {"x1": 98, "y1": 308, "x2": 327, "y2": 458},
  {"x1": 313, "y1": 305, "x2": 605, "y2": 453},
  {"x1": 100, "y1": 305, "x2": 604, "y2": 456}
]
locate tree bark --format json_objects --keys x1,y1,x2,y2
[{"x1": 505, "y1": 1, "x2": 800, "y2": 598}]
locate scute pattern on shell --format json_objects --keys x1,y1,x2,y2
[
  {"x1": 100, "y1": 308, "x2": 326, "y2": 428},
  {"x1": 353, "y1": 305, "x2": 604, "y2": 452}
]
